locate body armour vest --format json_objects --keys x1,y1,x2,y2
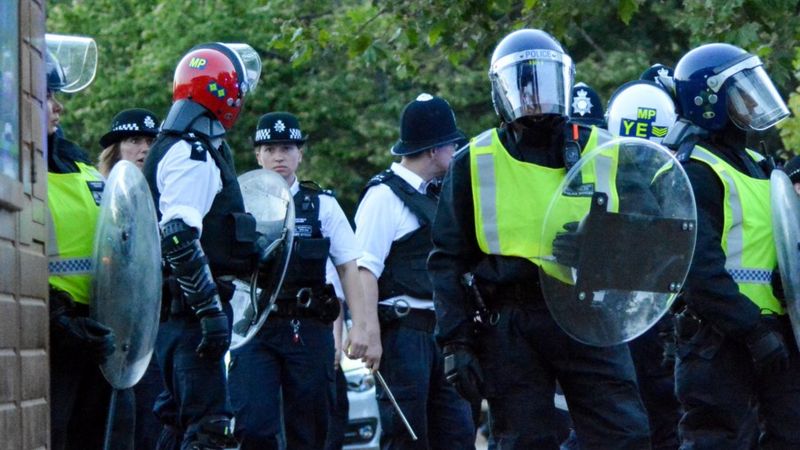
[
  {"x1": 689, "y1": 145, "x2": 783, "y2": 315},
  {"x1": 365, "y1": 170, "x2": 437, "y2": 300},
  {"x1": 143, "y1": 132, "x2": 258, "y2": 278},
  {"x1": 278, "y1": 182, "x2": 332, "y2": 300}
]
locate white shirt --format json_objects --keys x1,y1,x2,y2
[
  {"x1": 355, "y1": 162, "x2": 434, "y2": 310},
  {"x1": 156, "y1": 139, "x2": 222, "y2": 232},
  {"x1": 290, "y1": 179, "x2": 362, "y2": 266}
]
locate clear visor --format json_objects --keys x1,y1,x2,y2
[
  {"x1": 45, "y1": 33, "x2": 97, "y2": 93},
  {"x1": 726, "y1": 66, "x2": 789, "y2": 131},
  {"x1": 223, "y1": 43, "x2": 262, "y2": 94},
  {"x1": 491, "y1": 51, "x2": 573, "y2": 120}
]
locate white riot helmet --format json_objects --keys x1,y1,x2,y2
[{"x1": 606, "y1": 80, "x2": 678, "y2": 145}]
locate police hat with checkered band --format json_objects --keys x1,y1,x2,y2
[
  {"x1": 391, "y1": 93, "x2": 465, "y2": 156},
  {"x1": 99, "y1": 108, "x2": 160, "y2": 148},
  {"x1": 253, "y1": 112, "x2": 307, "y2": 146}
]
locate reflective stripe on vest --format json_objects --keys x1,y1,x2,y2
[
  {"x1": 689, "y1": 146, "x2": 782, "y2": 314},
  {"x1": 48, "y1": 162, "x2": 103, "y2": 305},
  {"x1": 470, "y1": 126, "x2": 614, "y2": 266}
]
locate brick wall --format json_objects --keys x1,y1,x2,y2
[{"x1": 0, "y1": 1, "x2": 50, "y2": 449}]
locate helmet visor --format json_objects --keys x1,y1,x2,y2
[
  {"x1": 224, "y1": 43, "x2": 261, "y2": 93},
  {"x1": 45, "y1": 34, "x2": 97, "y2": 93},
  {"x1": 727, "y1": 66, "x2": 788, "y2": 131},
  {"x1": 491, "y1": 50, "x2": 573, "y2": 120}
]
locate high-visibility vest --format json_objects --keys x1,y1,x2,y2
[
  {"x1": 47, "y1": 162, "x2": 104, "y2": 305},
  {"x1": 469, "y1": 127, "x2": 615, "y2": 269},
  {"x1": 689, "y1": 146, "x2": 783, "y2": 315}
]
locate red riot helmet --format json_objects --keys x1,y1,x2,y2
[{"x1": 172, "y1": 43, "x2": 261, "y2": 130}]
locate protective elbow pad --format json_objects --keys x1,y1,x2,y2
[{"x1": 161, "y1": 219, "x2": 221, "y2": 316}]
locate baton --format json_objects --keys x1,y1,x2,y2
[{"x1": 374, "y1": 370, "x2": 418, "y2": 441}]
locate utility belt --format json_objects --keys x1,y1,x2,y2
[
  {"x1": 461, "y1": 273, "x2": 544, "y2": 328},
  {"x1": 270, "y1": 285, "x2": 340, "y2": 323},
  {"x1": 378, "y1": 302, "x2": 437, "y2": 334}
]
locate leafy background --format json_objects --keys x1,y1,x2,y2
[{"x1": 48, "y1": 0, "x2": 800, "y2": 214}]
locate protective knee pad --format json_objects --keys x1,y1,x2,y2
[{"x1": 186, "y1": 415, "x2": 237, "y2": 450}]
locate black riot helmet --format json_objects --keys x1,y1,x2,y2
[{"x1": 489, "y1": 29, "x2": 575, "y2": 124}]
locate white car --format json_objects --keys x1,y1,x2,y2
[{"x1": 341, "y1": 356, "x2": 381, "y2": 449}]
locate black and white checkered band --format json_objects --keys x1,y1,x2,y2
[
  {"x1": 112, "y1": 122, "x2": 140, "y2": 132},
  {"x1": 255, "y1": 129, "x2": 271, "y2": 142},
  {"x1": 289, "y1": 128, "x2": 302, "y2": 140}
]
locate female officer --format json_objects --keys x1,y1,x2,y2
[
  {"x1": 229, "y1": 112, "x2": 381, "y2": 450},
  {"x1": 97, "y1": 108, "x2": 160, "y2": 177}
]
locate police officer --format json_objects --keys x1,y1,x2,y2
[
  {"x1": 668, "y1": 43, "x2": 800, "y2": 448},
  {"x1": 98, "y1": 108, "x2": 161, "y2": 177},
  {"x1": 428, "y1": 29, "x2": 651, "y2": 449},
  {"x1": 606, "y1": 78, "x2": 681, "y2": 450},
  {"x1": 46, "y1": 43, "x2": 116, "y2": 450},
  {"x1": 142, "y1": 42, "x2": 267, "y2": 450},
  {"x1": 356, "y1": 93, "x2": 475, "y2": 449},
  {"x1": 229, "y1": 112, "x2": 380, "y2": 450}
]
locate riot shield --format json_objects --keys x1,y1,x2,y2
[
  {"x1": 539, "y1": 137, "x2": 697, "y2": 346},
  {"x1": 230, "y1": 169, "x2": 294, "y2": 349},
  {"x1": 770, "y1": 170, "x2": 800, "y2": 348},
  {"x1": 91, "y1": 161, "x2": 161, "y2": 389}
]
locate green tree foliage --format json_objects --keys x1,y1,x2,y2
[{"x1": 48, "y1": 0, "x2": 800, "y2": 212}]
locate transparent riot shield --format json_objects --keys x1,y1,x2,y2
[
  {"x1": 770, "y1": 170, "x2": 800, "y2": 348},
  {"x1": 539, "y1": 138, "x2": 697, "y2": 346},
  {"x1": 91, "y1": 161, "x2": 161, "y2": 389},
  {"x1": 230, "y1": 169, "x2": 294, "y2": 349},
  {"x1": 45, "y1": 33, "x2": 97, "y2": 93}
]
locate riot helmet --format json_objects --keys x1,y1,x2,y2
[
  {"x1": 490, "y1": 29, "x2": 574, "y2": 123},
  {"x1": 570, "y1": 82, "x2": 605, "y2": 127},
  {"x1": 172, "y1": 43, "x2": 261, "y2": 130},
  {"x1": 606, "y1": 80, "x2": 678, "y2": 145},
  {"x1": 674, "y1": 43, "x2": 788, "y2": 131},
  {"x1": 45, "y1": 34, "x2": 97, "y2": 93}
]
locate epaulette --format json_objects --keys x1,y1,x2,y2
[
  {"x1": 365, "y1": 169, "x2": 395, "y2": 189},
  {"x1": 183, "y1": 133, "x2": 209, "y2": 162},
  {"x1": 299, "y1": 180, "x2": 335, "y2": 197}
]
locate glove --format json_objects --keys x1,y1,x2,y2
[
  {"x1": 254, "y1": 232, "x2": 284, "y2": 270},
  {"x1": 53, "y1": 314, "x2": 116, "y2": 364},
  {"x1": 744, "y1": 321, "x2": 789, "y2": 376},
  {"x1": 552, "y1": 221, "x2": 581, "y2": 268},
  {"x1": 197, "y1": 307, "x2": 231, "y2": 360},
  {"x1": 443, "y1": 344, "x2": 484, "y2": 403}
]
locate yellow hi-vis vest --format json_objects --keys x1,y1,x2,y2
[
  {"x1": 690, "y1": 146, "x2": 783, "y2": 315},
  {"x1": 47, "y1": 162, "x2": 104, "y2": 305},
  {"x1": 469, "y1": 126, "x2": 615, "y2": 269}
]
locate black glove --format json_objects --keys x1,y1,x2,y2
[
  {"x1": 53, "y1": 314, "x2": 116, "y2": 364},
  {"x1": 744, "y1": 321, "x2": 789, "y2": 376},
  {"x1": 255, "y1": 232, "x2": 285, "y2": 270},
  {"x1": 552, "y1": 221, "x2": 581, "y2": 268},
  {"x1": 197, "y1": 307, "x2": 231, "y2": 360},
  {"x1": 443, "y1": 344, "x2": 484, "y2": 403}
]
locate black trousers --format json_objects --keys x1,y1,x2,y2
[
  {"x1": 476, "y1": 303, "x2": 651, "y2": 450},
  {"x1": 50, "y1": 332, "x2": 112, "y2": 450},
  {"x1": 675, "y1": 314, "x2": 800, "y2": 449}
]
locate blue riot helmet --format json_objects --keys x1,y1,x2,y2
[
  {"x1": 46, "y1": 51, "x2": 67, "y2": 93},
  {"x1": 606, "y1": 80, "x2": 677, "y2": 145},
  {"x1": 490, "y1": 29, "x2": 574, "y2": 124},
  {"x1": 570, "y1": 82, "x2": 605, "y2": 127},
  {"x1": 674, "y1": 43, "x2": 788, "y2": 131}
]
